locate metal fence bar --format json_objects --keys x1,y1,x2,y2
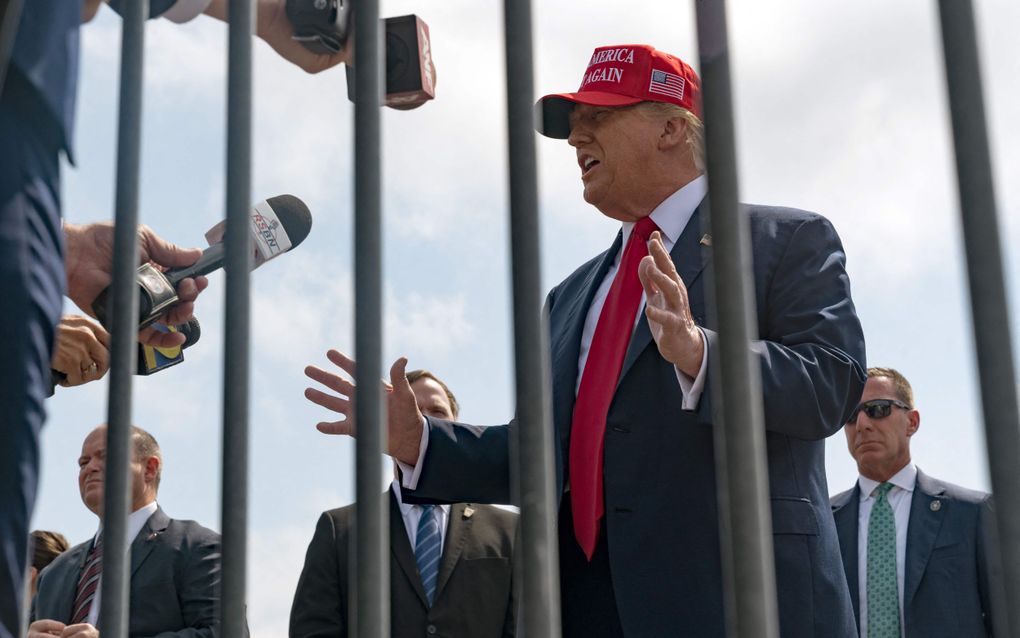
[
  {"x1": 501, "y1": 1, "x2": 561, "y2": 636},
  {"x1": 352, "y1": 2, "x2": 388, "y2": 636},
  {"x1": 220, "y1": 0, "x2": 254, "y2": 636},
  {"x1": 937, "y1": 2, "x2": 1020, "y2": 634},
  {"x1": 99, "y1": 0, "x2": 148, "y2": 635},
  {"x1": 693, "y1": 2, "x2": 780, "y2": 637}
]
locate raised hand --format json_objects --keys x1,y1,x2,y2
[
  {"x1": 638, "y1": 230, "x2": 704, "y2": 377},
  {"x1": 304, "y1": 350, "x2": 425, "y2": 465}
]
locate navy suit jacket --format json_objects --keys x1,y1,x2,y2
[
  {"x1": 831, "y1": 469, "x2": 1001, "y2": 637},
  {"x1": 406, "y1": 201, "x2": 866, "y2": 637},
  {"x1": 5, "y1": 0, "x2": 175, "y2": 158},
  {"x1": 32, "y1": 507, "x2": 241, "y2": 637}
]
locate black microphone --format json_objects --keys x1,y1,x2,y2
[{"x1": 92, "y1": 194, "x2": 313, "y2": 331}]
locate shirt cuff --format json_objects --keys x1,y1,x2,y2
[
  {"x1": 161, "y1": 0, "x2": 213, "y2": 23},
  {"x1": 396, "y1": 417, "x2": 429, "y2": 490},
  {"x1": 674, "y1": 327, "x2": 709, "y2": 410}
]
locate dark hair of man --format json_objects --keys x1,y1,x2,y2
[
  {"x1": 866, "y1": 366, "x2": 915, "y2": 408},
  {"x1": 30, "y1": 530, "x2": 71, "y2": 571},
  {"x1": 405, "y1": 369, "x2": 460, "y2": 419}
]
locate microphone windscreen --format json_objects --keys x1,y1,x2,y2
[{"x1": 266, "y1": 194, "x2": 313, "y2": 248}]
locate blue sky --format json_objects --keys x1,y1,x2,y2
[{"x1": 32, "y1": 1, "x2": 1019, "y2": 634}]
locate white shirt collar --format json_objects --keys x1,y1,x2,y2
[
  {"x1": 620, "y1": 174, "x2": 707, "y2": 248},
  {"x1": 94, "y1": 500, "x2": 159, "y2": 547},
  {"x1": 858, "y1": 462, "x2": 917, "y2": 500}
]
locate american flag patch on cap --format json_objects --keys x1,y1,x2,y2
[{"x1": 648, "y1": 69, "x2": 685, "y2": 101}]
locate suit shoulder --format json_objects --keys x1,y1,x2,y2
[
  {"x1": 830, "y1": 487, "x2": 856, "y2": 510},
  {"x1": 923, "y1": 475, "x2": 991, "y2": 506},
  {"x1": 321, "y1": 504, "x2": 356, "y2": 529},
  {"x1": 742, "y1": 204, "x2": 840, "y2": 238},
  {"x1": 470, "y1": 503, "x2": 519, "y2": 526},
  {"x1": 548, "y1": 249, "x2": 611, "y2": 302},
  {"x1": 463, "y1": 504, "x2": 518, "y2": 543},
  {"x1": 39, "y1": 540, "x2": 88, "y2": 578},
  {"x1": 162, "y1": 517, "x2": 221, "y2": 548}
]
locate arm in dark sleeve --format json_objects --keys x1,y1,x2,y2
[
  {"x1": 698, "y1": 213, "x2": 866, "y2": 440},
  {"x1": 405, "y1": 417, "x2": 513, "y2": 505},
  {"x1": 107, "y1": 0, "x2": 178, "y2": 18},
  {"x1": 290, "y1": 512, "x2": 347, "y2": 638}
]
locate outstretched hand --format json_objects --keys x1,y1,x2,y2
[
  {"x1": 304, "y1": 350, "x2": 424, "y2": 465},
  {"x1": 638, "y1": 230, "x2": 704, "y2": 377}
]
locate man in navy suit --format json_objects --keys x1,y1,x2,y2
[
  {"x1": 0, "y1": 2, "x2": 347, "y2": 636},
  {"x1": 831, "y1": 367, "x2": 1000, "y2": 637},
  {"x1": 306, "y1": 43, "x2": 866, "y2": 637}
]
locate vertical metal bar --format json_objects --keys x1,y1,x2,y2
[
  {"x1": 352, "y1": 1, "x2": 387, "y2": 637},
  {"x1": 937, "y1": 2, "x2": 1020, "y2": 634},
  {"x1": 501, "y1": 1, "x2": 561, "y2": 636},
  {"x1": 99, "y1": 0, "x2": 148, "y2": 635},
  {"x1": 694, "y1": 2, "x2": 780, "y2": 637},
  {"x1": 220, "y1": 0, "x2": 253, "y2": 636}
]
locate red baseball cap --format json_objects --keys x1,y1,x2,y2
[{"x1": 536, "y1": 44, "x2": 702, "y2": 139}]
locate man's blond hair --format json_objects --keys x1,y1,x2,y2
[
  {"x1": 636, "y1": 101, "x2": 705, "y2": 171},
  {"x1": 867, "y1": 367, "x2": 915, "y2": 408}
]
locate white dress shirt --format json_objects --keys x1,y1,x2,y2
[
  {"x1": 400, "y1": 176, "x2": 710, "y2": 490},
  {"x1": 391, "y1": 479, "x2": 451, "y2": 553},
  {"x1": 856, "y1": 462, "x2": 916, "y2": 637},
  {"x1": 85, "y1": 501, "x2": 159, "y2": 627}
]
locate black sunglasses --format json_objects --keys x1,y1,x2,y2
[{"x1": 847, "y1": 398, "x2": 911, "y2": 424}]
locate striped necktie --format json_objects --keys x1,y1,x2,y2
[
  {"x1": 867, "y1": 482, "x2": 901, "y2": 638},
  {"x1": 415, "y1": 505, "x2": 441, "y2": 606},
  {"x1": 71, "y1": 534, "x2": 103, "y2": 625}
]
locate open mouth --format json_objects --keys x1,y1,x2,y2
[{"x1": 579, "y1": 155, "x2": 600, "y2": 177}]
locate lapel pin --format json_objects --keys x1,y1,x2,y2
[
  {"x1": 463, "y1": 506, "x2": 475, "y2": 519},
  {"x1": 699, "y1": 234, "x2": 712, "y2": 247},
  {"x1": 930, "y1": 500, "x2": 942, "y2": 512}
]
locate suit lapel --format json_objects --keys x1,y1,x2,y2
[
  {"x1": 904, "y1": 469, "x2": 946, "y2": 610},
  {"x1": 831, "y1": 485, "x2": 861, "y2": 620},
  {"x1": 618, "y1": 202, "x2": 710, "y2": 382},
  {"x1": 550, "y1": 233, "x2": 621, "y2": 448},
  {"x1": 53, "y1": 543, "x2": 91, "y2": 622},
  {"x1": 434, "y1": 503, "x2": 470, "y2": 601},
  {"x1": 389, "y1": 490, "x2": 429, "y2": 607},
  {"x1": 131, "y1": 507, "x2": 170, "y2": 577}
]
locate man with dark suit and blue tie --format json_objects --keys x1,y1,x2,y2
[
  {"x1": 0, "y1": 3, "x2": 349, "y2": 634},
  {"x1": 830, "y1": 367, "x2": 1000, "y2": 637},
  {"x1": 294, "y1": 369, "x2": 517, "y2": 638},
  {"x1": 29, "y1": 424, "x2": 237, "y2": 638},
  {"x1": 306, "y1": 43, "x2": 866, "y2": 637}
]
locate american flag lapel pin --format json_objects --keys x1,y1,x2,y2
[
  {"x1": 700, "y1": 234, "x2": 712, "y2": 247},
  {"x1": 463, "y1": 506, "x2": 475, "y2": 519}
]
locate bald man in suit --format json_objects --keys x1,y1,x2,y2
[{"x1": 29, "y1": 425, "x2": 236, "y2": 638}]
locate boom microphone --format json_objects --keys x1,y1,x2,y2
[{"x1": 92, "y1": 194, "x2": 313, "y2": 331}]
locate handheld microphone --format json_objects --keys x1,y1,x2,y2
[{"x1": 92, "y1": 194, "x2": 313, "y2": 331}]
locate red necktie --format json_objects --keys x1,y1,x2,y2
[{"x1": 570, "y1": 216, "x2": 660, "y2": 560}]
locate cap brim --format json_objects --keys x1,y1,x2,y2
[{"x1": 535, "y1": 92, "x2": 643, "y2": 139}]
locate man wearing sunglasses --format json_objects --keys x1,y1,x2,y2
[{"x1": 830, "y1": 367, "x2": 1000, "y2": 637}]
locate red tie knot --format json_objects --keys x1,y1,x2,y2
[{"x1": 634, "y1": 216, "x2": 660, "y2": 242}]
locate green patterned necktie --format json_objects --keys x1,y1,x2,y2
[{"x1": 867, "y1": 482, "x2": 901, "y2": 638}]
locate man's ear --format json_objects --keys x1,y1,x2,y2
[
  {"x1": 143, "y1": 456, "x2": 161, "y2": 483},
  {"x1": 659, "y1": 116, "x2": 687, "y2": 150},
  {"x1": 906, "y1": 410, "x2": 920, "y2": 437}
]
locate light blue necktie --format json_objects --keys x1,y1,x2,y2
[
  {"x1": 415, "y1": 505, "x2": 441, "y2": 606},
  {"x1": 867, "y1": 482, "x2": 901, "y2": 638}
]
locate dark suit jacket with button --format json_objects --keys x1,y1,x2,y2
[
  {"x1": 403, "y1": 202, "x2": 867, "y2": 637},
  {"x1": 289, "y1": 489, "x2": 517, "y2": 638},
  {"x1": 32, "y1": 507, "x2": 239, "y2": 637},
  {"x1": 831, "y1": 469, "x2": 1001, "y2": 637}
]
